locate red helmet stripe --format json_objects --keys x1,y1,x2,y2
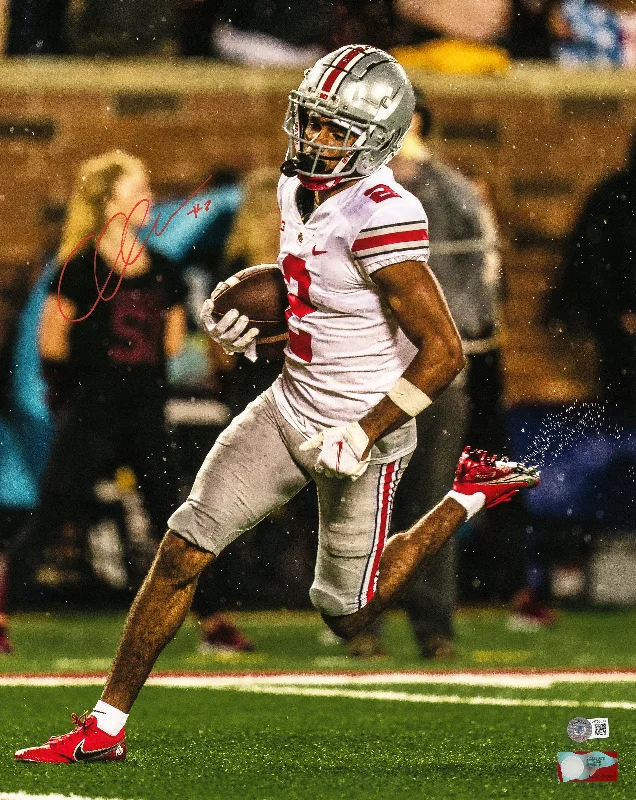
[{"x1": 319, "y1": 46, "x2": 366, "y2": 96}]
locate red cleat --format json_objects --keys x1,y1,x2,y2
[
  {"x1": 453, "y1": 446, "x2": 540, "y2": 508},
  {"x1": 14, "y1": 712, "x2": 126, "y2": 763}
]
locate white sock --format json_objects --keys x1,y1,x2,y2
[
  {"x1": 446, "y1": 489, "x2": 486, "y2": 520},
  {"x1": 92, "y1": 700, "x2": 129, "y2": 736}
]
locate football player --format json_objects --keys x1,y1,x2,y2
[{"x1": 16, "y1": 45, "x2": 539, "y2": 763}]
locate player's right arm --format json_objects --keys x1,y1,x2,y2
[
  {"x1": 357, "y1": 258, "x2": 466, "y2": 450},
  {"x1": 301, "y1": 188, "x2": 464, "y2": 478},
  {"x1": 353, "y1": 190, "x2": 464, "y2": 447}
]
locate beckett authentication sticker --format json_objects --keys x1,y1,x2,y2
[{"x1": 567, "y1": 717, "x2": 593, "y2": 742}]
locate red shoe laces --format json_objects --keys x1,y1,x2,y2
[
  {"x1": 463, "y1": 448, "x2": 497, "y2": 469},
  {"x1": 476, "y1": 449, "x2": 497, "y2": 467},
  {"x1": 48, "y1": 711, "x2": 93, "y2": 744}
]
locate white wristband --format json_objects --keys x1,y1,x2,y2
[
  {"x1": 346, "y1": 421, "x2": 370, "y2": 460},
  {"x1": 387, "y1": 377, "x2": 432, "y2": 417}
]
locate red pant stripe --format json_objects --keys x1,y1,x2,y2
[{"x1": 361, "y1": 459, "x2": 399, "y2": 606}]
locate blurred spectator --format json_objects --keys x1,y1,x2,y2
[
  {"x1": 144, "y1": 168, "x2": 282, "y2": 653},
  {"x1": 221, "y1": 168, "x2": 281, "y2": 278},
  {"x1": 23, "y1": 151, "x2": 187, "y2": 603},
  {"x1": 549, "y1": 130, "x2": 636, "y2": 417},
  {"x1": 550, "y1": 0, "x2": 636, "y2": 66},
  {"x1": 391, "y1": 1, "x2": 512, "y2": 73},
  {"x1": 214, "y1": 168, "x2": 285, "y2": 410},
  {"x1": 347, "y1": 89, "x2": 502, "y2": 659},
  {"x1": 394, "y1": 0, "x2": 511, "y2": 43},
  {"x1": 181, "y1": 0, "x2": 396, "y2": 58}
]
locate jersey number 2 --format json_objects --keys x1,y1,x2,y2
[
  {"x1": 282, "y1": 254, "x2": 315, "y2": 363},
  {"x1": 364, "y1": 184, "x2": 401, "y2": 203}
]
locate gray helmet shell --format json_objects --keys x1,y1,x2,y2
[{"x1": 283, "y1": 45, "x2": 415, "y2": 183}]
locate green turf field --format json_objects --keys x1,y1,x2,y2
[{"x1": 0, "y1": 609, "x2": 634, "y2": 799}]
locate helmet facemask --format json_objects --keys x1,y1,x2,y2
[{"x1": 283, "y1": 92, "x2": 397, "y2": 190}]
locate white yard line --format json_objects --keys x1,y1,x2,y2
[
  {"x1": 1, "y1": 671, "x2": 636, "y2": 689},
  {"x1": 146, "y1": 671, "x2": 636, "y2": 689},
  {"x1": 1, "y1": 672, "x2": 635, "y2": 709},
  {"x1": 226, "y1": 684, "x2": 636, "y2": 710}
]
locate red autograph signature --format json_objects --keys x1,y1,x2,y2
[{"x1": 57, "y1": 174, "x2": 214, "y2": 322}]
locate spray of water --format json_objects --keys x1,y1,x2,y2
[{"x1": 519, "y1": 402, "x2": 635, "y2": 470}]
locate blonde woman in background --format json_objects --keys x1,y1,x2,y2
[{"x1": 25, "y1": 151, "x2": 187, "y2": 602}]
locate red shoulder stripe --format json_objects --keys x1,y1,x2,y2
[{"x1": 352, "y1": 227, "x2": 429, "y2": 253}]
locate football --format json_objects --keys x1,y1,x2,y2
[{"x1": 211, "y1": 263, "x2": 288, "y2": 345}]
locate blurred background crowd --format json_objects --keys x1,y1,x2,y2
[
  {"x1": 1, "y1": 0, "x2": 636, "y2": 659},
  {"x1": 7, "y1": 0, "x2": 636, "y2": 66}
]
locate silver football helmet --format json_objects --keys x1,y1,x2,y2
[{"x1": 282, "y1": 45, "x2": 415, "y2": 189}]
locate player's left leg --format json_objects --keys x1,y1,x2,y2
[
  {"x1": 102, "y1": 389, "x2": 310, "y2": 714},
  {"x1": 318, "y1": 446, "x2": 540, "y2": 640},
  {"x1": 309, "y1": 455, "x2": 412, "y2": 620},
  {"x1": 98, "y1": 530, "x2": 213, "y2": 714},
  {"x1": 325, "y1": 497, "x2": 467, "y2": 639}
]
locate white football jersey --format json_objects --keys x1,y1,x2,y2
[{"x1": 271, "y1": 165, "x2": 430, "y2": 436}]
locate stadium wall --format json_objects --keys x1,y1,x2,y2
[{"x1": 0, "y1": 60, "x2": 632, "y2": 405}]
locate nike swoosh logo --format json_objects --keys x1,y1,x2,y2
[
  {"x1": 312, "y1": 246, "x2": 327, "y2": 256},
  {"x1": 73, "y1": 739, "x2": 120, "y2": 761}
]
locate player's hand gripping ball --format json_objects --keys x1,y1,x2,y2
[
  {"x1": 200, "y1": 297, "x2": 260, "y2": 362},
  {"x1": 300, "y1": 421, "x2": 371, "y2": 480},
  {"x1": 200, "y1": 264, "x2": 289, "y2": 362}
]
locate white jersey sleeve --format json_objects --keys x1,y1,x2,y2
[{"x1": 351, "y1": 190, "x2": 429, "y2": 276}]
